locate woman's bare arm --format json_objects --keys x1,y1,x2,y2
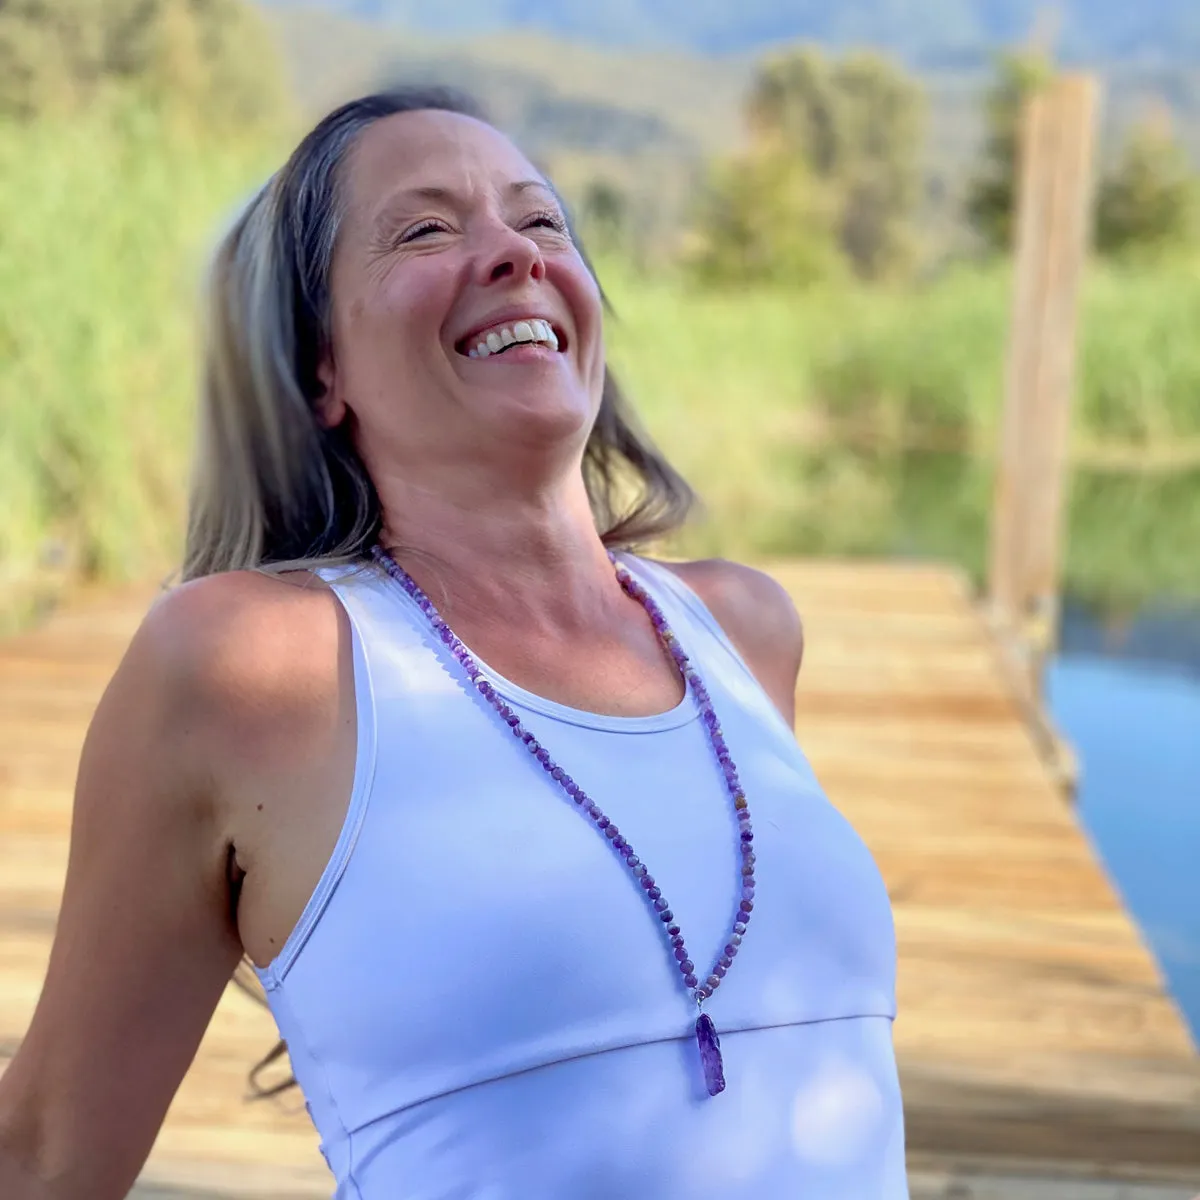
[{"x1": 0, "y1": 575, "x2": 314, "y2": 1199}]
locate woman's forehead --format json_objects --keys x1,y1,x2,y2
[{"x1": 344, "y1": 109, "x2": 545, "y2": 216}]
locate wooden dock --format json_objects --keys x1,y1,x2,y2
[
  {"x1": 1, "y1": 562, "x2": 1198, "y2": 1198},
  {"x1": 772, "y1": 559, "x2": 1200, "y2": 1196}
]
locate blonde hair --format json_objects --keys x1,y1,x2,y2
[{"x1": 184, "y1": 86, "x2": 695, "y2": 582}]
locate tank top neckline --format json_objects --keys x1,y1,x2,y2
[{"x1": 376, "y1": 552, "x2": 701, "y2": 735}]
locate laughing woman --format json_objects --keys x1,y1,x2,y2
[{"x1": 0, "y1": 88, "x2": 907, "y2": 1198}]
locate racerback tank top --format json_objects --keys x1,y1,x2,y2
[{"x1": 254, "y1": 554, "x2": 908, "y2": 1198}]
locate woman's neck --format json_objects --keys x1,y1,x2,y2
[{"x1": 376, "y1": 474, "x2": 625, "y2": 638}]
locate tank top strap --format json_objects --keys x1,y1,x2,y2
[{"x1": 617, "y1": 554, "x2": 791, "y2": 736}]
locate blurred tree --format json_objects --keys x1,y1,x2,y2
[
  {"x1": 1095, "y1": 110, "x2": 1198, "y2": 256},
  {"x1": 687, "y1": 148, "x2": 847, "y2": 286},
  {"x1": 0, "y1": 0, "x2": 287, "y2": 128},
  {"x1": 826, "y1": 52, "x2": 924, "y2": 277},
  {"x1": 964, "y1": 48, "x2": 1055, "y2": 251},
  {"x1": 578, "y1": 177, "x2": 628, "y2": 255},
  {"x1": 695, "y1": 44, "x2": 924, "y2": 283},
  {"x1": 0, "y1": 0, "x2": 102, "y2": 118},
  {"x1": 746, "y1": 47, "x2": 840, "y2": 175}
]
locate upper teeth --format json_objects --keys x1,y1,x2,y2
[{"x1": 468, "y1": 318, "x2": 559, "y2": 358}]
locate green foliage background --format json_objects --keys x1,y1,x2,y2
[
  {"x1": 0, "y1": 100, "x2": 278, "y2": 615},
  {"x1": 601, "y1": 258, "x2": 1200, "y2": 612},
  {"x1": 689, "y1": 49, "x2": 925, "y2": 284},
  {"x1": 1, "y1": 1, "x2": 1198, "y2": 631},
  {"x1": 0, "y1": 0, "x2": 288, "y2": 124},
  {"x1": 0, "y1": 0, "x2": 288, "y2": 625}
]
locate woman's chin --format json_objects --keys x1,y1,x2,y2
[{"x1": 476, "y1": 389, "x2": 594, "y2": 446}]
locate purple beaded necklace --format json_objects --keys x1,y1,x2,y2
[{"x1": 371, "y1": 544, "x2": 755, "y2": 1097}]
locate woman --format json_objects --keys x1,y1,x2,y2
[{"x1": 0, "y1": 88, "x2": 906, "y2": 1197}]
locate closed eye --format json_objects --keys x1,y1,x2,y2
[
  {"x1": 397, "y1": 210, "x2": 566, "y2": 245},
  {"x1": 523, "y1": 209, "x2": 568, "y2": 234},
  {"x1": 399, "y1": 219, "x2": 451, "y2": 243}
]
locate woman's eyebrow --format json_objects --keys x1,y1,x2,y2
[{"x1": 509, "y1": 179, "x2": 556, "y2": 200}]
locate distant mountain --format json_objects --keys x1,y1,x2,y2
[
  {"x1": 259, "y1": 0, "x2": 1200, "y2": 67},
  {"x1": 263, "y1": 3, "x2": 1200, "y2": 265},
  {"x1": 269, "y1": 11, "x2": 751, "y2": 153},
  {"x1": 267, "y1": 7, "x2": 1200, "y2": 170}
]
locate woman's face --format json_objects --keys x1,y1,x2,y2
[{"x1": 318, "y1": 109, "x2": 606, "y2": 481}]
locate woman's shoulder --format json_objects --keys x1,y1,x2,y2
[
  {"x1": 124, "y1": 568, "x2": 349, "y2": 772},
  {"x1": 647, "y1": 557, "x2": 804, "y2": 725},
  {"x1": 140, "y1": 568, "x2": 341, "y2": 684}
]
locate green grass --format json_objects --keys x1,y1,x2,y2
[
  {"x1": 606, "y1": 255, "x2": 1200, "y2": 447},
  {"x1": 602, "y1": 257, "x2": 1200, "y2": 610},
  {"x1": 1, "y1": 104, "x2": 1198, "y2": 629},
  {"x1": 0, "y1": 97, "x2": 280, "y2": 623},
  {"x1": 808, "y1": 259, "x2": 1200, "y2": 445}
]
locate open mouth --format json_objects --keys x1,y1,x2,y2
[{"x1": 455, "y1": 318, "x2": 568, "y2": 359}]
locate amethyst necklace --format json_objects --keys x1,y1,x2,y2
[{"x1": 371, "y1": 545, "x2": 756, "y2": 1097}]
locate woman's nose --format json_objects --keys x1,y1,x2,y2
[{"x1": 477, "y1": 224, "x2": 546, "y2": 286}]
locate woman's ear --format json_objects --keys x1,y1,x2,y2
[{"x1": 314, "y1": 353, "x2": 348, "y2": 429}]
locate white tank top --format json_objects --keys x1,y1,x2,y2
[{"x1": 254, "y1": 554, "x2": 907, "y2": 1198}]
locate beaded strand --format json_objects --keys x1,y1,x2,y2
[{"x1": 372, "y1": 545, "x2": 755, "y2": 1009}]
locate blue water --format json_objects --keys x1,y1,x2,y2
[{"x1": 1047, "y1": 604, "x2": 1200, "y2": 1043}]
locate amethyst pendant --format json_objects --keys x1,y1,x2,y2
[{"x1": 695, "y1": 1012, "x2": 726, "y2": 1096}]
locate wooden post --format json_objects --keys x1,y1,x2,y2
[{"x1": 988, "y1": 73, "x2": 1100, "y2": 697}]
